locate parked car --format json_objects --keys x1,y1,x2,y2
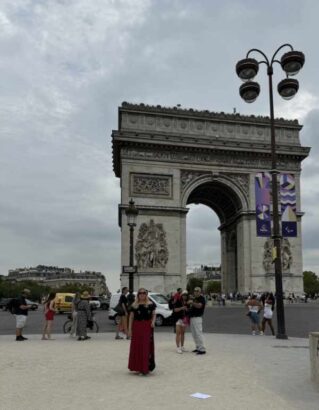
[
  {"x1": 25, "y1": 299, "x2": 39, "y2": 311},
  {"x1": 108, "y1": 292, "x2": 172, "y2": 326},
  {"x1": 98, "y1": 297, "x2": 110, "y2": 310},
  {"x1": 89, "y1": 296, "x2": 101, "y2": 310},
  {"x1": 0, "y1": 298, "x2": 13, "y2": 310}
]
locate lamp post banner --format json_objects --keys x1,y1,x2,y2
[
  {"x1": 280, "y1": 174, "x2": 297, "y2": 237},
  {"x1": 255, "y1": 172, "x2": 271, "y2": 237}
]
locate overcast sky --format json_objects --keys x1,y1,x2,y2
[{"x1": 1, "y1": 0, "x2": 318, "y2": 292}]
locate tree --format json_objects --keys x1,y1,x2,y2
[
  {"x1": 205, "y1": 280, "x2": 221, "y2": 294},
  {"x1": 187, "y1": 278, "x2": 204, "y2": 293},
  {"x1": 303, "y1": 271, "x2": 319, "y2": 297},
  {"x1": 55, "y1": 283, "x2": 94, "y2": 294},
  {"x1": 0, "y1": 280, "x2": 51, "y2": 302}
]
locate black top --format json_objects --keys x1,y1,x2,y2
[
  {"x1": 14, "y1": 296, "x2": 28, "y2": 316},
  {"x1": 173, "y1": 298, "x2": 187, "y2": 321},
  {"x1": 190, "y1": 295, "x2": 206, "y2": 317},
  {"x1": 131, "y1": 303, "x2": 156, "y2": 321},
  {"x1": 119, "y1": 294, "x2": 128, "y2": 308}
]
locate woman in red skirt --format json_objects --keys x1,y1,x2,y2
[
  {"x1": 42, "y1": 292, "x2": 56, "y2": 340},
  {"x1": 128, "y1": 288, "x2": 156, "y2": 375}
]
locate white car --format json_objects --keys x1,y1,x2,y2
[
  {"x1": 108, "y1": 292, "x2": 172, "y2": 326},
  {"x1": 89, "y1": 297, "x2": 101, "y2": 310},
  {"x1": 25, "y1": 299, "x2": 39, "y2": 311}
]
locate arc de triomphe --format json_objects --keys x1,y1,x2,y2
[{"x1": 112, "y1": 102, "x2": 309, "y2": 295}]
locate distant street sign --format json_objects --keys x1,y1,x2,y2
[{"x1": 122, "y1": 265, "x2": 137, "y2": 274}]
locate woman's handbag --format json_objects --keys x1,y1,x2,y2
[{"x1": 114, "y1": 303, "x2": 125, "y2": 316}]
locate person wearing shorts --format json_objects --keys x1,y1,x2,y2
[
  {"x1": 14, "y1": 289, "x2": 31, "y2": 341},
  {"x1": 246, "y1": 294, "x2": 262, "y2": 335},
  {"x1": 173, "y1": 291, "x2": 190, "y2": 354}
]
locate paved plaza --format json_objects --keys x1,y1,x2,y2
[{"x1": 0, "y1": 332, "x2": 318, "y2": 410}]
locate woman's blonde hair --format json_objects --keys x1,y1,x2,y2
[{"x1": 132, "y1": 288, "x2": 151, "y2": 308}]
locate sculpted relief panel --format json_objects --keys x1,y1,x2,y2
[
  {"x1": 121, "y1": 112, "x2": 300, "y2": 145},
  {"x1": 122, "y1": 147, "x2": 301, "y2": 171},
  {"x1": 131, "y1": 173, "x2": 172, "y2": 198},
  {"x1": 263, "y1": 238, "x2": 293, "y2": 272},
  {"x1": 180, "y1": 170, "x2": 249, "y2": 199},
  {"x1": 135, "y1": 220, "x2": 169, "y2": 271}
]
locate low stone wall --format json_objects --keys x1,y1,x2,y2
[{"x1": 309, "y1": 332, "x2": 319, "y2": 386}]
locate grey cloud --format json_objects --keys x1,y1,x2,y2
[{"x1": 1, "y1": 0, "x2": 319, "y2": 292}]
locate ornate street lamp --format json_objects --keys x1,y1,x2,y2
[
  {"x1": 125, "y1": 198, "x2": 139, "y2": 292},
  {"x1": 236, "y1": 44, "x2": 305, "y2": 340}
]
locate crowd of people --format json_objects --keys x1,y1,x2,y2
[{"x1": 9, "y1": 286, "x2": 278, "y2": 376}]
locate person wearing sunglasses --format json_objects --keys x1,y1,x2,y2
[{"x1": 128, "y1": 288, "x2": 156, "y2": 375}]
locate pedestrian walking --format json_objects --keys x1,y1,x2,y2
[
  {"x1": 128, "y1": 288, "x2": 156, "y2": 375},
  {"x1": 8, "y1": 288, "x2": 32, "y2": 341},
  {"x1": 115, "y1": 287, "x2": 129, "y2": 340},
  {"x1": 69, "y1": 292, "x2": 80, "y2": 337},
  {"x1": 173, "y1": 290, "x2": 190, "y2": 353},
  {"x1": 261, "y1": 294, "x2": 275, "y2": 336},
  {"x1": 246, "y1": 294, "x2": 263, "y2": 335},
  {"x1": 188, "y1": 287, "x2": 206, "y2": 355},
  {"x1": 75, "y1": 291, "x2": 93, "y2": 341},
  {"x1": 42, "y1": 292, "x2": 56, "y2": 340}
]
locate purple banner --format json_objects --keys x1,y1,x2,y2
[
  {"x1": 255, "y1": 172, "x2": 271, "y2": 237},
  {"x1": 281, "y1": 174, "x2": 297, "y2": 237}
]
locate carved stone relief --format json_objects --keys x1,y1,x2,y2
[
  {"x1": 135, "y1": 220, "x2": 169, "y2": 270},
  {"x1": 180, "y1": 171, "x2": 207, "y2": 189},
  {"x1": 122, "y1": 147, "x2": 301, "y2": 171},
  {"x1": 180, "y1": 170, "x2": 249, "y2": 200},
  {"x1": 131, "y1": 173, "x2": 172, "y2": 197},
  {"x1": 121, "y1": 110, "x2": 301, "y2": 145},
  {"x1": 263, "y1": 238, "x2": 293, "y2": 272}
]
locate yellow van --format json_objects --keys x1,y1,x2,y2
[{"x1": 55, "y1": 293, "x2": 75, "y2": 314}]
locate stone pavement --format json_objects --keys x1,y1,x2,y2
[{"x1": 0, "y1": 332, "x2": 318, "y2": 410}]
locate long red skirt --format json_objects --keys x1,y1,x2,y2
[{"x1": 128, "y1": 320, "x2": 155, "y2": 373}]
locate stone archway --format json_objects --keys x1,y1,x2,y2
[
  {"x1": 112, "y1": 102, "x2": 309, "y2": 295},
  {"x1": 182, "y1": 174, "x2": 247, "y2": 293}
]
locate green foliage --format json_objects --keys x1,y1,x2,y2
[
  {"x1": 303, "y1": 271, "x2": 319, "y2": 297},
  {"x1": 186, "y1": 277, "x2": 204, "y2": 293},
  {"x1": 205, "y1": 280, "x2": 221, "y2": 294},
  {"x1": 0, "y1": 279, "x2": 95, "y2": 301},
  {"x1": 55, "y1": 283, "x2": 94, "y2": 294},
  {"x1": 0, "y1": 280, "x2": 51, "y2": 302}
]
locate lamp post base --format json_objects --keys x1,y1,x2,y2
[{"x1": 276, "y1": 333, "x2": 288, "y2": 340}]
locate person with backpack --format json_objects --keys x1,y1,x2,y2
[{"x1": 9, "y1": 289, "x2": 32, "y2": 341}]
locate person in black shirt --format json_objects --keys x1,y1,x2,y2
[
  {"x1": 14, "y1": 289, "x2": 32, "y2": 341},
  {"x1": 128, "y1": 288, "x2": 156, "y2": 375},
  {"x1": 115, "y1": 287, "x2": 129, "y2": 340},
  {"x1": 188, "y1": 287, "x2": 206, "y2": 354}
]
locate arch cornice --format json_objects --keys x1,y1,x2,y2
[{"x1": 181, "y1": 172, "x2": 249, "y2": 212}]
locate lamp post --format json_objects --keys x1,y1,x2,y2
[
  {"x1": 235, "y1": 44, "x2": 305, "y2": 340},
  {"x1": 125, "y1": 198, "x2": 139, "y2": 292}
]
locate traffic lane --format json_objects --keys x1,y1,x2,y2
[
  {"x1": 0, "y1": 309, "x2": 174, "y2": 336},
  {"x1": 0, "y1": 309, "x2": 118, "y2": 335},
  {"x1": 203, "y1": 304, "x2": 319, "y2": 338},
  {"x1": 0, "y1": 304, "x2": 318, "y2": 337}
]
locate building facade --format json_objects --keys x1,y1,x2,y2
[{"x1": 7, "y1": 265, "x2": 109, "y2": 295}]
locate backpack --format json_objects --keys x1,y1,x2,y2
[
  {"x1": 7, "y1": 298, "x2": 18, "y2": 314},
  {"x1": 168, "y1": 297, "x2": 175, "y2": 311}
]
